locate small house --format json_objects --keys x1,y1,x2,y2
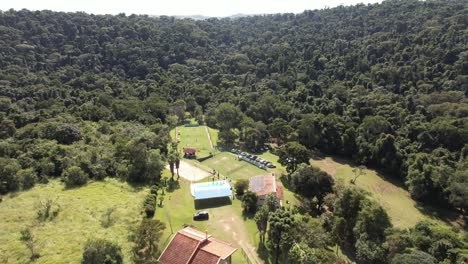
[
  {"x1": 183, "y1": 147, "x2": 197, "y2": 158},
  {"x1": 249, "y1": 174, "x2": 283, "y2": 207},
  {"x1": 158, "y1": 227, "x2": 237, "y2": 264}
]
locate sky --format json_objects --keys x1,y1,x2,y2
[{"x1": 0, "y1": 0, "x2": 383, "y2": 17}]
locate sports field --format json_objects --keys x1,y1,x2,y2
[{"x1": 171, "y1": 125, "x2": 216, "y2": 158}]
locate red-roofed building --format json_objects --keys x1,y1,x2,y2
[
  {"x1": 249, "y1": 173, "x2": 283, "y2": 207},
  {"x1": 183, "y1": 148, "x2": 197, "y2": 158},
  {"x1": 158, "y1": 227, "x2": 237, "y2": 264}
]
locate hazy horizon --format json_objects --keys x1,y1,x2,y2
[{"x1": 0, "y1": 0, "x2": 383, "y2": 17}]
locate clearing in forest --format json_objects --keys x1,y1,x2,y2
[
  {"x1": 312, "y1": 156, "x2": 460, "y2": 228},
  {"x1": 171, "y1": 125, "x2": 215, "y2": 158}
]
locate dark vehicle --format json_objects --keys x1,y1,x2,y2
[
  {"x1": 193, "y1": 211, "x2": 209, "y2": 220},
  {"x1": 267, "y1": 163, "x2": 276, "y2": 168}
]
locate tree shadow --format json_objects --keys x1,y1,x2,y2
[
  {"x1": 194, "y1": 197, "x2": 232, "y2": 210},
  {"x1": 256, "y1": 242, "x2": 272, "y2": 264},
  {"x1": 415, "y1": 202, "x2": 466, "y2": 229},
  {"x1": 242, "y1": 210, "x2": 255, "y2": 220},
  {"x1": 166, "y1": 180, "x2": 180, "y2": 193},
  {"x1": 125, "y1": 181, "x2": 148, "y2": 192}
]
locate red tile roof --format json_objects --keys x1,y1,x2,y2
[
  {"x1": 158, "y1": 233, "x2": 199, "y2": 264},
  {"x1": 158, "y1": 227, "x2": 237, "y2": 264},
  {"x1": 190, "y1": 249, "x2": 220, "y2": 264},
  {"x1": 183, "y1": 148, "x2": 197, "y2": 155}
]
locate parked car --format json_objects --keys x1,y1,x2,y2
[
  {"x1": 267, "y1": 163, "x2": 276, "y2": 168},
  {"x1": 241, "y1": 152, "x2": 247, "y2": 156},
  {"x1": 231, "y1": 148, "x2": 237, "y2": 153},
  {"x1": 193, "y1": 211, "x2": 209, "y2": 220}
]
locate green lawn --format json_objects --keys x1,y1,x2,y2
[
  {"x1": 172, "y1": 126, "x2": 214, "y2": 158},
  {"x1": 0, "y1": 179, "x2": 147, "y2": 264},
  {"x1": 201, "y1": 152, "x2": 267, "y2": 181}
]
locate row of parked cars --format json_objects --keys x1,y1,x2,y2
[{"x1": 231, "y1": 148, "x2": 276, "y2": 169}]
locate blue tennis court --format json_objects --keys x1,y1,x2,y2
[{"x1": 191, "y1": 180, "x2": 233, "y2": 200}]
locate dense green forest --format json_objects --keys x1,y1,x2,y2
[{"x1": 0, "y1": 0, "x2": 467, "y2": 263}]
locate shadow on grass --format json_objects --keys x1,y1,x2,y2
[
  {"x1": 166, "y1": 180, "x2": 180, "y2": 193},
  {"x1": 194, "y1": 197, "x2": 232, "y2": 210},
  {"x1": 257, "y1": 242, "x2": 271, "y2": 264},
  {"x1": 242, "y1": 210, "x2": 255, "y2": 220},
  {"x1": 415, "y1": 202, "x2": 466, "y2": 229}
]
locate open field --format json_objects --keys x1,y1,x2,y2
[
  {"x1": 155, "y1": 179, "x2": 256, "y2": 264},
  {"x1": 202, "y1": 152, "x2": 267, "y2": 181},
  {"x1": 172, "y1": 126, "x2": 214, "y2": 158},
  {"x1": 311, "y1": 156, "x2": 462, "y2": 228},
  {"x1": 0, "y1": 179, "x2": 147, "y2": 264}
]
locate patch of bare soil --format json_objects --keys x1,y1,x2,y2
[{"x1": 312, "y1": 158, "x2": 337, "y2": 176}]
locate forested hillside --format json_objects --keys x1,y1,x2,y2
[
  {"x1": 0, "y1": 0, "x2": 467, "y2": 263},
  {"x1": 1, "y1": 0, "x2": 466, "y2": 210}
]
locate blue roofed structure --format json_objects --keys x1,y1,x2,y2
[{"x1": 191, "y1": 181, "x2": 233, "y2": 200}]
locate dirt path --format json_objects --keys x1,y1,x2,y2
[
  {"x1": 165, "y1": 160, "x2": 212, "y2": 181},
  {"x1": 217, "y1": 213, "x2": 263, "y2": 264},
  {"x1": 205, "y1": 126, "x2": 214, "y2": 149}
]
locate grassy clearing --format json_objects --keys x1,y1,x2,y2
[
  {"x1": 172, "y1": 126, "x2": 214, "y2": 158},
  {"x1": 201, "y1": 152, "x2": 267, "y2": 181},
  {"x1": 0, "y1": 178, "x2": 147, "y2": 264},
  {"x1": 311, "y1": 156, "x2": 452, "y2": 228}
]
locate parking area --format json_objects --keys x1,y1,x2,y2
[{"x1": 230, "y1": 148, "x2": 276, "y2": 170}]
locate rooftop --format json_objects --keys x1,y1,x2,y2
[
  {"x1": 183, "y1": 147, "x2": 197, "y2": 154},
  {"x1": 158, "y1": 227, "x2": 237, "y2": 264},
  {"x1": 249, "y1": 174, "x2": 277, "y2": 196}
]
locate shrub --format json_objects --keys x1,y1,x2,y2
[
  {"x1": 143, "y1": 193, "x2": 157, "y2": 218},
  {"x1": 82, "y1": 239, "x2": 123, "y2": 264},
  {"x1": 132, "y1": 219, "x2": 165, "y2": 263},
  {"x1": 234, "y1": 179, "x2": 249, "y2": 196},
  {"x1": 62, "y1": 166, "x2": 88, "y2": 187},
  {"x1": 149, "y1": 185, "x2": 159, "y2": 195},
  {"x1": 36, "y1": 197, "x2": 61, "y2": 222},
  {"x1": 16, "y1": 168, "x2": 38, "y2": 190}
]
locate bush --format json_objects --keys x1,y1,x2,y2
[
  {"x1": 143, "y1": 193, "x2": 157, "y2": 218},
  {"x1": 36, "y1": 197, "x2": 60, "y2": 222},
  {"x1": 16, "y1": 168, "x2": 38, "y2": 190},
  {"x1": 82, "y1": 239, "x2": 123, "y2": 264},
  {"x1": 62, "y1": 166, "x2": 88, "y2": 187},
  {"x1": 149, "y1": 185, "x2": 159, "y2": 195},
  {"x1": 132, "y1": 219, "x2": 165, "y2": 263},
  {"x1": 234, "y1": 179, "x2": 249, "y2": 196}
]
